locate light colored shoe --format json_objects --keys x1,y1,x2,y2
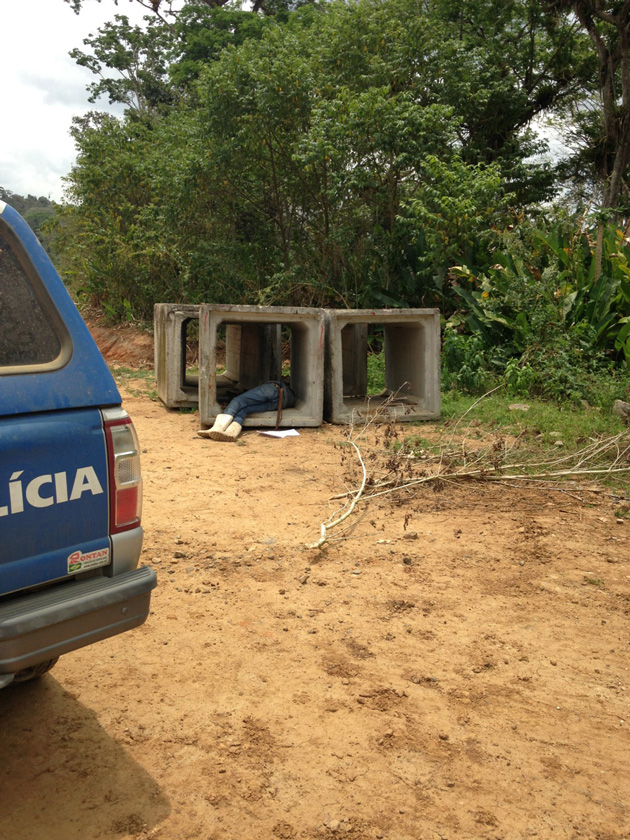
[
  {"x1": 212, "y1": 413, "x2": 234, "y2": 432},
  {"x1": 208, "y1": 421, "x2": 242, "y2": 441},
  {"x1": 197, "y1": 413, "x2": 233, "y2": 439}
]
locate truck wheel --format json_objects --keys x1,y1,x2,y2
[{"x1": 12, "y1": 657, "x2": 59, "y2": 683}]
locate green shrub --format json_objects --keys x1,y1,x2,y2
[
  {"x1": 367, "y1": 350, "x2": 386, "y2": 394},
  {"x1": 442, "y1": 215, "x2": 630, "y2": 407},
  {"x1": 441, "y1": 328, "x2": 489, "y2": 393}
]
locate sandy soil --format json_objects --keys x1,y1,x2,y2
[{"x1": 1, "y1": 337, "x2": 630, "y2": 840}]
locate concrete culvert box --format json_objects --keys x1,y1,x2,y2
[
  {"x1": 154, "y1": 304, "x2": 283, "y2": 409},
  {"x1": 325, "y1": 308, "x2": 441, "y2": 424},
  {"x1": 154, "y1": 304, "x2": 201, "y2": 409},
  {"x1": 198, "y1": 304, "x2": 325, "y2": 428}
]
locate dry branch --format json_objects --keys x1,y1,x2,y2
[
  {"x1": 305, "y1": 439, "x2": 368, "y2": 550},
  {"x1": 307, "y1": 415, "x2": 630, "y2": 549}
]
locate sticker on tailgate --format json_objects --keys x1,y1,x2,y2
[{"x1": 67, "y1": 547, "x2": 110, "y2": 573}]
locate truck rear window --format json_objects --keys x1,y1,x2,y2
[{"x1": 0, "y1": 225, "x2": 68, "y2": 372}]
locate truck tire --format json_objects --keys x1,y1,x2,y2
[{"x1": 12, "y1": 657, "x2": 60, "y2": 683}]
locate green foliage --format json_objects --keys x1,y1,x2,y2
[
  {"x1": 366, "y1": 350, "x2": 385, "y2": 394},
  {"x1": 401, "y1": 155, "x2": 509, "y2": 293},
  {"x1": 440, "y1": 390, "x2": 627, "y2": 450},
  {"x1": 532, "y1": 221, "x2": 630, "y2": 362},
  {"x1": 441, "y1": 329, "x2": 489, "y2": 393},
  {"x1": 517, "y1": 332, "x2": 616, "y2": 404},
  {"x1": 418, "y1": 0, "x2": 592, "y2": 203},
  {"x1": 0, "y1": 187, "x2": 58, "y2": 250},
  {"x1": 53, "y1": 0, "x2": 597, "y2": 323},
  {"x1": 51, "y1": 0, "x2": 630, "y2": 415},
  {"x1": 170, "y1": 4, "x2": 268, "y2": 88},
  {"x1": 1, "y1": 187, "x2": 53, "y2": 214},
  {"x1": 70, "y1": 14, "x2": 176, "y2": 114},
  {"x1": 551, "y1": 1, "x2": 630, "y2": 213},
  {"x1": 441, "y1": 214, "x2": 630, "y2": 404}
]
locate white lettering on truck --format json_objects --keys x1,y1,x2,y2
[{"x1": 0, "y1": 467, "x2": 104, "y2": 516}]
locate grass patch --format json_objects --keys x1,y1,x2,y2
[
  {"x1": 367, "y1": 351, "x2": 386, "y2": 394},
  {"x1": 392, "y1": 390, "x2": 630, "y2": 495},
  {"x1": 109, "y1": 365, "x2": 157, "y2": 400},
  {"x1": 109, "y1": 365, "x2": 154, "y2": 381},
  {"x1": 439, "y1": 390, "x2": 626, "y2": 449},
  {"x1": 368, "y1": 351, "x2": 626, "y2": 449}
]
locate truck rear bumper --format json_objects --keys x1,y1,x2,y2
[{"x1": 0, "y1": 566, "x2": 157, "y2": 680}]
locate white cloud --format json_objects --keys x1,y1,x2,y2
[
  {"x1": 22, "y1": 70, "x2": 94, "y2": 108},
  {"x1": 0, "y1": 0, "x2": 148, "y2": 202}
]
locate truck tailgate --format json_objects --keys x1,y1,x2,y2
[{"x1": 0, "y1": 407, "x2": 110, "y2": 594}]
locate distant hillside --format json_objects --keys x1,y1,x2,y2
[{"x1": 0, "y1": 187, "x2": 56, "y2": 240}]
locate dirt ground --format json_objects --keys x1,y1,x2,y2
[{"x1": 1, "y1": 328, "x2": 630, "y2": 840}]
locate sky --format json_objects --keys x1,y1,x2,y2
[{"x1": 1, "y1": 0, "x2": 149, "y2": 202}]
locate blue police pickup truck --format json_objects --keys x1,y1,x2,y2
[{"x1": 0, "y1": 201, "x2": 157, "y2": 688}]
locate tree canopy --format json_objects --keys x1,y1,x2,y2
[
  {"x1": 1, "y1": 188, "x2": 56, "y2": 241},
  {"x1": 50, "y1": 0, "x2": 630, "y2": 387},
  {"x1": 546, "y1": 0, "x2": 630, "y2": 213}
]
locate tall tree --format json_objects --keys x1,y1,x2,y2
[
  {"x1": 69, "y1": 14, "x2": 176, "y2": 113},
  {"x1": 306, "y1": 0, "x2": 592, "y2": 202},
  {"x1": 548, "y1": 0, "x2": 630, "y2": 213},
  {"x1": 425, "y1": 0, "x2": 592, "y2": 199},
  {"x1": 58, "y1": 0, "x2": 513, "y2": 315},
  {"x1": 58, "y1": 0, "x2": 616, "y2": 319}
]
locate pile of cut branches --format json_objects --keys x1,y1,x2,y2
[{"x1": 307, "y1": 409, "x2": 630, "y2": 550}]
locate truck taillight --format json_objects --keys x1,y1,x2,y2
[{"x1": 104, "y1": 413, "x2": 143, "y2": 534}]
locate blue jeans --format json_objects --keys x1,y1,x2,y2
[{"x1": 225, "y1": 382, "x2": 295, "y2": 426}]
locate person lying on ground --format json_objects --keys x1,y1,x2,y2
[{"x1": 197, "y1": 380, "x2": 296, "y2": 442}]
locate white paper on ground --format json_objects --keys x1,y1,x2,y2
[{"x1": 256, "y1": 429, "x2": 300, "y2": 438}]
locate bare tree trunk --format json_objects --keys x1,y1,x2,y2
[{"x1": 573, "y1": 0, "x2": 630, "y2": 214}]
